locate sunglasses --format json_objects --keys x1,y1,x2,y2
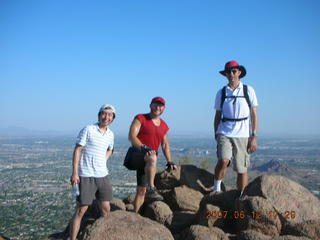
[{"x1": 225, "y1": 69, "x2": 239, "y2": 74}]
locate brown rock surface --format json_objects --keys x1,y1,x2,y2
[
  {"x1": 244, "y1": 175, "x2": 320, "y2": 224},
  {"x1": 125, "y1": 203, "x2": 134, "y2": 211},
  {"x1": 281, "y1": 219, "x2": 320, "y2": 240},
  {"x1": 236, "y1": 196, "x2": 281, "y2": 237},
  {"x1": 165, "y1": 185, "x2": 204, "y2": 212},
  {"x1": 143, "y1": 200, "x2": 173, "y2": 225},
  {"x1": 155, "y1": 165, "x2": 181, "y2": 190},
  {"x1": 123, "y1": 193, "x2": 136, "y2": 204},
  {"x1": 273, "y1": 236, "x2": 312, "y2": 240},
  {"x1": 83, "y1": 210, "x2": 174, "y2": 240},
  {"x1": 110, "y1": 197, "x2": 126, "y2": 211},
  {"x1": 199, "y1": 189, "x2": 240, "y2": 212},
  {"x1": 196, "y1": 204, "x2": 224, "y2": 228},
  {"x1": 169, "y1": 211, "x2": 197, "y2": 234},
  {"x1": 155, "y1": 165, "x2": 222, "y2": 193},
  {"x1": 182, "y1": 225, "x2": 228, "y2": 240},
  {"x1": 237, "y1": 230, "x2": 271, "y2": 240}
]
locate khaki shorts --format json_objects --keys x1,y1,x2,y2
[
  {"x1": 78, "y1": 176, "x2": 113, "y2": 205},
  {"x1": 217, "y1": 135, "x2": 250, "y2": 174}
]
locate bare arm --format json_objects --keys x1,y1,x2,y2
[
  {"x1": 106, "y1": 149, "x2": 113, "y2": 160},
  {"x1": 70, "y1": 144, "x2": 84, "y2": 185},
  {"x1": 128, "y1": 118, "x2": 144, "y2": 148},
  {"x1": 161, "y1": 134, "x2": 176, "y2": 170},
  {"x1": 248, "y1": 107, "x2": 258, "y2": 153},
  {"x1": 214, "y1": 110, "x2": 222, "y2": 139}
]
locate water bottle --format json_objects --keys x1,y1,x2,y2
[{"x1": 72, "y1": 183, "x2": 80, "y2": 197}]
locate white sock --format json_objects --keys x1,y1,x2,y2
[{"x1": 213, "y1": 180, "x2": 222, "y2": 192}]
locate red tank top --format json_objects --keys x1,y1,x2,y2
[{"x1": 136, "y1": 114, "x2": 169, "y2": 151}]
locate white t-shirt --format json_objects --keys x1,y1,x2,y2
[
  {"x1": 76, "y1": 123, "x2": 114, "y2": 177},
  {"x1": 214, "y1": 82, "x2": 258, "y2": 138}
]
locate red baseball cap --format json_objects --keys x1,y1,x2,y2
[{"x1": 151, "y1": 96, "x2": 165, "y2": 106}]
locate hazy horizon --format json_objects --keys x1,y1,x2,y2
[{"x1": 1, "y1": 125, "x2": 320, "y2": 139}]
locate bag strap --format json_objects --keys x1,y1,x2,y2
[
  {"x1": 243, "y1": 84, "x2": 251, "y2": 108},
  {"x1": 220, "y1": 86, "x2": 226, "y2": 110},
  {"x1": 220, "y1": 85, "x2": 251, "y2": 109}
]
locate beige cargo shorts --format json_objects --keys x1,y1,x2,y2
[{"x1": 217, "y1": 135, "x2": 250, "y2": 173}]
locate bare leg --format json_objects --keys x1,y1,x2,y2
[
  {"x1": 237, "y1": 172, "x2": 248, "y2": 192},
  {"x1": 100, "y1": 201, "x2": 110, "y2": 217},
  {"x1": 214, "y1": 158, "x2": 230, "y2": 180},
  {"x1": 144, "y1": 153, "x2": 157, "y2": 187},
  {"x1": 133, "y1": 186, "x2": 146, "y2": 213},
  {"x1": 70, "y1": 205, "x2": 88, "y2": 240}
]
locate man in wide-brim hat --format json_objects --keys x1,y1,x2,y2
[{"x1": 212, "y1": 60, "x2": 259, "y2": 196}]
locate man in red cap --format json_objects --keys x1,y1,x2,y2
[
  {"x1": 128, "y1": 96, "x2": 176, "y2": 212},
  {"x1": 212, "y1": 61, "x2": 258, "y2": 196}
]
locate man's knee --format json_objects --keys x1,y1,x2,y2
[
  {"x1": 219, "y1": 158, "x2": 230, "y2": 168},
  {"x1": 100, "y1": 201, "x2": 110, "y2": 215},
  {"x1": 145, "y1": 154, "x2": 157, "y2": 166},
  {"x1": 237, "y1": 172, "x2": 248, "y2": 178},
  {"x1": 136, "y1": 187, "x2": 147, "y2": 197},
  {"x1": 76, "y1": 205, "x2": 88, "y2": 217}
]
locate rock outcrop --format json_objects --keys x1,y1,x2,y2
[
  {"x1": 83, "y1": 210, "x2": 174, "y2": 240},
  {"x1": 48, "y1": 167, "x2": 320, "y2": 240},
  {"x1": 244, "y1": 175, "x2": 320, "y2": 224},
  {"x1": 236, "y1": 196, "x2": 282, "y2": 237}
]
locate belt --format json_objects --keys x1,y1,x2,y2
[{"x1": 222, "y1": 117, "x2": 248, "y2": 122}]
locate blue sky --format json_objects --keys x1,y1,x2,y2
[{"x1": 1, "y1": 0, "x2": 320, "y2": 137}]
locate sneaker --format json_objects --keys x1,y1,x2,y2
[{"x1": 146, "y1": 187, "x2": 163, "y2": 201}]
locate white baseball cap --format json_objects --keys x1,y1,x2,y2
[{"x1": 99, "y1": 104, "x2": 116, "y2": 118}]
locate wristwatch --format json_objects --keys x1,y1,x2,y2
[{"x1": 251, "y1": 132, "x2": 257, "y2": 137}]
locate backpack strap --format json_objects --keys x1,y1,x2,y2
[
  {"x1": 220, "y1": 85, "x2": 251, "y2": 110},
  {"x1": 220, "y1": 86, "x2": 226, "y2": 110},
  {"x1": 243, "y1": 85, "x2": 251, "y2": 108}
]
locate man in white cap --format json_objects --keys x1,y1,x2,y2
[
  {"x1": 69, "y1": 104, "x2": 116, "y2": 240},
  {"x1": 212, "y1": 61, "x2": 258, "y2": 196}
]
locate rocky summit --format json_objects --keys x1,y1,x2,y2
[{"x1": 47, "y1": 165, "x2": 320, "y2": 240}]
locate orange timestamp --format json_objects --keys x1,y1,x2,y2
[{"x1": 205, "y1": 210, "x2": 296, "y2": 220}]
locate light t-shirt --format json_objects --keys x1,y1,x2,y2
[
  {"x1": 76, "y1": 123, "x2": 114, "y2": 177},
  {"x1": 214, "y1": 82, "x2": 258, "y2": 138}
]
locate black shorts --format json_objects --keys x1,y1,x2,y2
[
  {"x1": 78, "y1": 176, "x2": 113, "y2": 205},
  {"x1": 129, "y1": 147, "x2": 147, "y2": 187},
  {"x1": 126, "y1": 147, "x2": 160, "y2": 187}
]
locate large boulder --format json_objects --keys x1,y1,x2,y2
[
  {"x1": 155, "y1": 165, "x2": 222, "y2": 193},
  {"x1": 155, "y1": 165, "x2": 181, "y2": 190},
  {"x1": 164, "y1": 185, "x2": 204, "y2": 212},
  {"x1": 83, "y1": 210, "x2": 174, "y2": 240},
  {"x1": 237, "y1": 230, "x2": 271, "y2": 240},
  {"x1": 143, "y1": 201, "x2": 173, "y2": 225},
  {"x1": 123, "y1": 193, "x2": 136, "y2": 205},
  {"x1": 196, "y1": 204, "x2": 224, "y2": 228},
  {"x1": 110, "y1": 197, "x2": 126, "y2": 211},
  {"x1": 198, "y1": 189, "x2": 241, "y2": 233},
  {"x1": 199, "y1": 189, "x2": 240, "y2": 212},
  {"x1": 181, "y1": 225, "x2": 228, "y2": 240},
  {"x1": 236, "y1": 196, "x2": 282, "y2": 237},
  {"x1": 273, "y1": 236, "x2": 312, "y2": 240},
  {"x1": 237, "y1": 230, "x2": 312, "y2": 240},
  {"x1": 281, "y1": 219, "x2": 320, "y2": 240},
  {"x1": 169, "y1": 211, "x2": 197, "y2": 234},
  {"x1": 244, "y1": 175, "x2": 320, "y2": 224}
]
